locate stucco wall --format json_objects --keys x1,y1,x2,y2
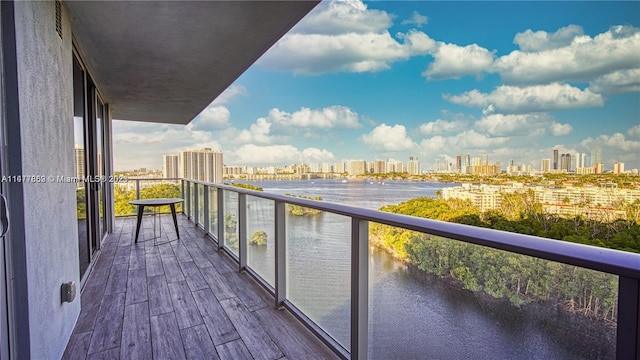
[{"x1": 13, "y1": 2, "x2": 80, "y2": 359}]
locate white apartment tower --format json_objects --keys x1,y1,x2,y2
[
  {"x1": 74, "y1": 146, "x2": 85, "y2": 179},
  {"x1": 162, "y1": 154, "x2": 179, "y2": 178},
  {"x1": 407, "y1": 157, "x2": 420, "y2": 175},
  {"x1": 179, "y1": 148, "x2": 224, "y2": 183}
]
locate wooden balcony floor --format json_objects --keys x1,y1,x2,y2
[{"x1": 63, "y1": 215, "x2": 338, "y2": 360}]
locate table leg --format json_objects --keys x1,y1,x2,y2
[
  {"x1": 170, "y1": 203, "x2": 180, "y2": 239},
  {"x1": 134, "y1": 205, "x2": 145, "y2": 243}
]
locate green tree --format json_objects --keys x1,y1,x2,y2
[{"x1": 250, "y1": 230, "x2": 268, "y2": 245}]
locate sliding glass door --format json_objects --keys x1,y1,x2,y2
[{"x1": 73, "y1": 52, "x2": 107, "y2": 281}]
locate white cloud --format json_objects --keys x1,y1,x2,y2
[
  {"x1": 418, "y1": 130, "x2": 509, "y2": 156},
  {"x1": 423, "y1": 43, "x2": 495, "y2": 80},
  {"x1": 589, "y1": 68, "x2": 640, "y2": 94},
  {"x1": 237, "y1": 118, "x2": 273, "y2": 144},
  {"x1": 269, "y1": 105, "x2": 361, "y2": 129},
  {"x1": 230, "y1": 144, "x2": 335, "y2": 165},
  {"x1": 444, "y1": 83, "x2": 604, "y2": 114},
  {"x1": 360, "y1": 124, "x2": 416, "y2": 151},
  {"x1": 581, "y1": 132, "x2": 640, "y2": 153},
  {"x1": 513, "y1": 25, "x2": 584, "y2": 52},
  {"x1": 258, "y1": 0, "x2": 435, "y2": 74},
  {"x1": 493, "y1": 25, "x2": 640, "y2": 84},
  {"x1": 112, "y1": 120, "x2": 222, "y2": 170},
  {"x1": 550, "y1": 122, "x2": 573, "y2": 136},
  {"x1": 292, "y1": 0, "x2": 392, "y2": 35},
  {"x1": 419, "y1": 119, "x2": 467, "y2": 135},
  {"x1": 191, "y1": 105, "x2": 231, "y2": 131},
  {"x1": 579, "y1": 127, "x2": 640, "y2": 167},
  {"x1": 211, "y1": 85, "x2": 248, "y2": 105},
  {"x1": 302, "y1": 148, "x2": 336, "y2": 163},
  {"x1": 259, "y1": 30, "x2": 435, "y2": 75},
  {"x1": 475, "y1": 113, "x2": 555, "y2": 136},
  {"x1": 232, "y1": 144, "x2": 300, "y2": 165},
  {"x1": 401, "y1": 11, "x2": 428, "y2": 27}
]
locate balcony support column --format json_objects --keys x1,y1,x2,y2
[
  {"x1": 275, "y1": 200, "x2": 286, "y2": 308},
  {"x1": 238, "y1": 193, "x2": 247, "y2": 272},
  {"x1": 350, "y1": 217, "x2": 368, "y2": 360},
  {"x1": 617, "y1": 276, "x2": 639, "y2": 360},
  {"x1": 217, "y1": 188, "x2": 224, "y2": 251}
]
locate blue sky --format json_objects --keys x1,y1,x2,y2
[{"x1": 113, "y1": 0, "x2": 640, "y2": 171}]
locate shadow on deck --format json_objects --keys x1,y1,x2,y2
[{"x1": 63, "y1": 215, "x2": 338, "y2": 360}]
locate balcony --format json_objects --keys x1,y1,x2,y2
[
  {"x1": 67, "y1": 178, "x2": 640, "y2": 359},
  {"x1": 63, "y1": 215, "x2": 337, "y2": 359}
]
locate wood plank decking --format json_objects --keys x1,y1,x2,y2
[{"x1": 63, "y1": 216, "x2": 338, "y2": 360}]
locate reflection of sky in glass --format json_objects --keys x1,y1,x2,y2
[{"x1": 74, "y1": 116, "x2": 84, "y2": 148}]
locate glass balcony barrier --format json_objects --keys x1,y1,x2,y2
[
  {"x1": 180, "y1": 179, "x2": 639, "y2": 360},
  {"x1": 113, "y1": 177, "x2": 182, "y2": 217},
  {"x1": 367, "y1": 224, "x2": 618, "y2": 359}
]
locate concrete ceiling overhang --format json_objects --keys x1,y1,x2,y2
[{"x1": 66, "y1": 1, "x2": 319, "y2": 125}]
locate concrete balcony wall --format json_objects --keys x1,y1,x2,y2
[{"x1": 13, "y1": 2, "x2": 79, "y2": 359}]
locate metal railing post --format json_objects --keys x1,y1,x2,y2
[
  {"x1": 217, "y1": 188, "x2": 224, "y2": 251},
  {"x1": 275, "y1": 200, "x2": 286, "y2": 308},
  {"x1": 185, "y1": 180, "x2": 191, "y2": 219},
  {"x1": 193, "y1": 183, "x2": 199, "y2": 227},
  {"x1": 238, "y1": 192, "x2": 247, "y2": 272},
  {"x1": 616, "y1": 276, "x2": 639, "y2": 360},
  {"x1": 203, "y1": 185, "x2": 209, "y2": 234},
  {"x1": 180, "y1": 179, "x2": 185, "y2": 214},
  {"x1": 350, "y1": 217, "x2": 369, "y2": 360},
  {"x1": 135, "y1": 179, "x2": 140, "y2": 199}
]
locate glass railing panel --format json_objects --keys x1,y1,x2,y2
[
  {"x1": 224, "y1": 191, "x2": 239, "y2": 256},
  {"x1": 208, "y1": 187, "x2": 218, "y2": 237},
  {"x1": 113, "y1": 178, "x2": 182, "y2": 217},
  {"x1": 286, "y1": 206, "x2": 351, "y2": 350},
  {"x1": 197, "y1": 183, "x2": 204, "y2": 226},
  {"x1": 139, "y1": 179, "x2": 183, "y2": 214},
  {"x1": 367, "y1": 223, "x2": 618, "y2": 359},
  {"x1": 246, "y1": 195, "x2": 275, "y2": 286},
  {"x1": 189, "y1": 182, "x2": 195, "y2": 219}
]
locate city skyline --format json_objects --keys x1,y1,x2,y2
[
  {"x1": 152, "y1": 148, "x2": 632, "y2": 177},
  {"x1": 113, "y1": 1, "x2": 640, "y2": 171}
]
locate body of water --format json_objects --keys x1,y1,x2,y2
[{"x1": 232, "y1": 178, "x2": 613, "y2": 359}]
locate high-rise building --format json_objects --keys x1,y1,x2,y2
[
  {"x1": 575, "y1": 152, "x2": 587, "y2": 169},
  {"x1": 456, "y1": 155, "x2": 462, "y2": 172},
  {"x1": 553, "y1": 149, "x2": 559, "y2": 170},
  {"x1": 407, "y1": 157, "x2": 420, "y2": 175},
  {"x1": 393, "y1": 161, "x2": 403, "y2": 173},
  {"x1": 374, "y1": 160, "x2": 387, "y2": 174},
  {"x1": 75, "y1": 146, "x2": 85, "y2": 186},
  {"x1": 594, "y1": 162, "x2": 604, "y2": 174},
  {"x1": 162, "y1": 154, "x2": 179, "y2": 178},
  {"x1": 591, "y1": 147, "x2": 602, "y2": 166},
  {"x1": 560, "y1": 153, "x2": 572, "y2": 172},
  {"x1": 541, "y1": 159, "x2": 551, "y2": 173},
  {"x1": 614, "y1": 162, "x2": 625, "y2": 174},
  {"x1": 349, "y1": 160, "x2": 367, "y2": 175},
  {"x1": 178, "y1": 148, "x2": 223, "y2": 183}
]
